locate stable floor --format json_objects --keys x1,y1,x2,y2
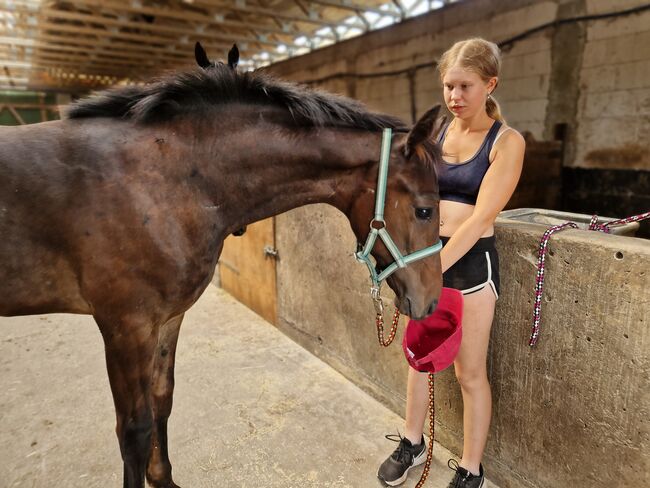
[{"x1": 0, "y1": 286, "x2": 499, "y2": 488}]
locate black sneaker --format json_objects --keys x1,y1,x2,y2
[
  {"x1": 447, "y1": 459, "x2": 485, "y2": 488},
  {"x1": 377, "y1": 433, "x2": 427, "y2": 486}
]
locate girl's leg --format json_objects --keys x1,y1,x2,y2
[
  {"x1": 454, "y1": 285, "x2": 496, "y2": 474},
  {"x1": 404, "y1": 366, "x2": 429, "y2": 444}
]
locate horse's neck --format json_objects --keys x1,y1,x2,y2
[{"x1": 188, "y1": 116, "x2": 381, "y2": 231}]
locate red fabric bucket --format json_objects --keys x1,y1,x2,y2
[{"x1": 402, "y1": 287, "x2": 464, "y2": 374}]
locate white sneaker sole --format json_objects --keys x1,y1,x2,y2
[{"x1": 377, "y1": 447, "x2": 427, "y2": 487}]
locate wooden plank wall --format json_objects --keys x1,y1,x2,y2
[{"x1": 506, "y1": 132, "x2": 563, "y2": 210}]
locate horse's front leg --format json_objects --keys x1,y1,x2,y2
[
  {"x1": 96, "y1": 314, "x2": 159, "y2": 488},
  {"x1": 146, "y1": 313, "x2": 184, "y2": 488}
]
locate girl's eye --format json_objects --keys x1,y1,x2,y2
[{"x1": 415, "y1": 208, "x2": 433, "y2": 220}]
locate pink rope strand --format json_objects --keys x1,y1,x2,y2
[{"x1": 530, "y1": 211, "x2": 650, "y2": 346}]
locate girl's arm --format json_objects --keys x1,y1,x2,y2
[{"x1": 440, "y1": 129, "x2": 525, "y2": 273}]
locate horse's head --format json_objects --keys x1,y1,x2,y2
[{"x1": 350, "y1": 105, "x2": 446, "y2": 319}]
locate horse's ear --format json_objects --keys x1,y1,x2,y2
[
  {"x1": 228, "y1": 44, "x2": 239, "y2": 69},
  {"x1": 404, "y1": 105, "x2": 446, "y2": 159},
  {"x1": 195, "y1": 41, "x2": 212, "y2": 69}
]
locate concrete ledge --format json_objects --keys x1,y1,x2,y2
[{"x1": 274, "y1": 204, "x2": 650, "y2": 488}]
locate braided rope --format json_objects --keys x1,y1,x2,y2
[
  {"x1": 375, "y1": 309, "x2": 435, "y2": 487},
  {"x1": 530, "y1": 211, "x2": 650, "y2": 346},
  {"x1": 376, "y1": 308, "x2": 401, "y2": 347},
  {"x1": 414, "y1": 373, "x2": 435, "y2": 488}
]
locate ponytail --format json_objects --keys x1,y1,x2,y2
[{"x1": 486, "y1": 95, "x2": 505, "y2": 123}]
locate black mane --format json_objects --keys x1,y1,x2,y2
[{"x1": 66, "y1": 65, "x2": 406, "y2": 131}]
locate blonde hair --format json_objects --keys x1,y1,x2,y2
[{"x1": 438, "y1": 38, "x2": 505, "y2": 123}]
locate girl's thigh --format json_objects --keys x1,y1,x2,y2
[{"x1": 454, "y1": 285, "x2": 496, "y2": 375}]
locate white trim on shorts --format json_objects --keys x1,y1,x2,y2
[{"x1": 458, "y1": 251, "x2": 499, "y2": 300}]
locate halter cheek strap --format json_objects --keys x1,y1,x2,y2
[{"x1": 355, "y1": 128, "x2": 443, "y2": 290}]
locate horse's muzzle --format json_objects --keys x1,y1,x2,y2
[{"x1": 396, "y1": 296, "x2": 438, "y2": 320}]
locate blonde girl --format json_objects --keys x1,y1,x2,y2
[{"x1": 378, "y1": 38, "x2": 525, "y2": 487}]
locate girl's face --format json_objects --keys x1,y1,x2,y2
[{"x1": 442, "y1": 65, "x2": 497, "y2": 119}]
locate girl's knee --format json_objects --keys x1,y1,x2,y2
[{"x1": 454, "y1": 368, "x2": 489, "y2": 391}]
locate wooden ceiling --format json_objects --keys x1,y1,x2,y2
[{"x1": 0, "y1": 0, "x2": 447, "y2": 93}]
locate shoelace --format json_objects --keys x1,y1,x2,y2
[
  {"x1": 447, "y1": 459, "x2": 470, "y2": 487},
  {"x1": 385, "y1": 433, "x2": 414, "y2": 463}
]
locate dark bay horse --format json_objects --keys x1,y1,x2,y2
[{"x1": 0, "y1": 64, "x2": 446, "y2": 487}]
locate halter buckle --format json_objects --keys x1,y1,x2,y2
[{"x1": 371, "y1": 285, "x2": 384, "y2": 315}]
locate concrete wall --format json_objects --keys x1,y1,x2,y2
[
  {"x1": 577, "y1": 0, "x2": 650, "y2": 171},
  {"x1": 274, "y1": 206, "x2": 650, "y2": 488},
  {"x1": 261, "y1": 1, "x2": 650, "y2": 487},
  {"x1": 564, "y1": 0, "x2": 650, "y2": 235},
  {"x1": 268, "y1": 0, "x2": 650, "y2": 170},
  {"x1": 266, "y1": 0, "x2": 650, "y2": 233},
  {"x1": 269, "y1": 0, "x2": 556, "y2": 139}
]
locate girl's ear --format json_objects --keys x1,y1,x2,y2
[{"x1": 488, "y1": 76, "x2": 499, "y2": 94}]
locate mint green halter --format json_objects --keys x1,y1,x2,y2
[{"x1": 355, "y1": 128, "x2": 443, "y2": 292}]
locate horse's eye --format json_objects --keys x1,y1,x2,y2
[{"x1": 415, "y1": 208, "x2": 433, "y2": 220}]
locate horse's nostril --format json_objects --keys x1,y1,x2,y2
[
  {"x1": 427, "y1": 299, "x2": 438, "y2": 316},
  {"x1": 405, "y1": 297, "x2": 413, "y2": 317}
]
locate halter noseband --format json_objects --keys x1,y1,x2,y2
[{"x1": 355, "y1": 128, "x2": 443, "y2": 302}]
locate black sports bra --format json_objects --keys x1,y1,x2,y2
[{"x1": 436, "y1": 120, "x2": 502, "y2": 205}]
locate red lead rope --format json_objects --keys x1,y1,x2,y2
[{"x1": 530, "y1": 211, "x2": 650, "y2": 346}]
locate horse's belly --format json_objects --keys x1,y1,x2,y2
[{"x1": 0, "y1": 231, "x2": 89, "y2": 317}]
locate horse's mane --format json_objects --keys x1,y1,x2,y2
[{"x1": 66, "y1": 65, "x2": 407, "y2": 131}]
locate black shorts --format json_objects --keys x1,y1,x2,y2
[{"x1": 441, "y1": 235, "x2": 500, "y2": 299}]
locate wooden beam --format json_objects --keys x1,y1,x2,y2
[
  {"x1": 191, "y1": 0, "x2": 359, "y2": 29},
  {"x1": 39, "y1": 93, "x2": 47, "y2": 122},
  {"x1": 26, "y1": 57, "x2": 136, "y2": 75},
  {"x1": 0, "y1": 102, "x2": 58, "y2": 110},
  {"x1": 70, "y1": 0, "x2": 336, "y2": 41},
  {"x1": 0, "y1": 75, "x2": 28, "y2": 85},
  {"x1": 0, "y1": 34, "x2": 262, "y2": 63},
  {"x1": 38, "y1": 7, "x2": 289, "y2": 48},
  {"x1": 0, "y1": 40, "x2": 187, "y2": 64},
  {"x1": 1, "y1": 0, "x2": 407, "y2": 91},
  {"x1": 2, "y1": 22, "x2": 175, "y2": 45},
  {"x1": 310, "y1": 0, "x2": 401, "y2": 18},
  {"x1": 32, "y1": 50, "x2": 177, "y2": 70},
  {"x1": 6, "y1": 105, "x2": 26, "y2": 125},
  {"x1": 1, "y1": 60, "x2": 32, "y2": 69},
  {"x1": 0, "y1": 22, "x2": 269, "y2": 62}
]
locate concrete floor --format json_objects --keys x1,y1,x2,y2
[{"x1": 0, "y1": 286, "x2": 499, "y2": 488}]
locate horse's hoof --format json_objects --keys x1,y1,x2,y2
[
  {"x1": 146, "y1": 472, "x2": 180, "y2": 488},
  {"x1": 148, "y1": 480, "x2": 180, "y2": 488}
]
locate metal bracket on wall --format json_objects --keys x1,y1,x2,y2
[{"x1": 263, "y1": 245, "x2": 279, "y2": 260}]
